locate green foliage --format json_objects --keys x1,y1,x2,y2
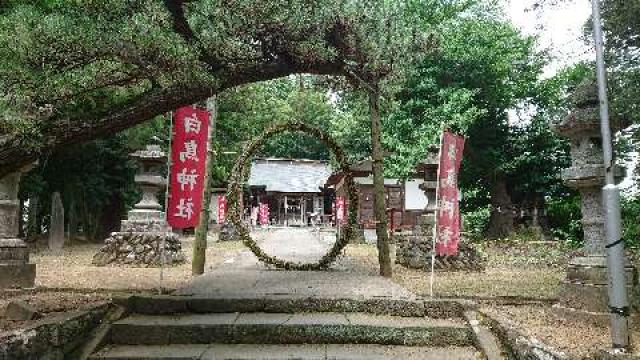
[
  {"x1": 622, "y1": 195, "x2": 640, "y2": 251},
  {"x1": 0, "y1": 0, "x2": 478, "y2": 162},
  {"x1": 545, "y1": 193, "x2": 583, "y2": 247},
  {"x1": 600, "y1": 0, "x2": 640, "y2": 127},
  {"x1": 463, "y1": 204, "x2": 491, "y2": 240},
  {"x1": 214, "y1": 77, "x2": 343, "y2": 185}
]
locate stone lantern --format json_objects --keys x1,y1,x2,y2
[
  {"x1": 395, "y1": 147, "x2": 484, "y2": 271},
  {"x1": 92, "y1": 144, "x2": 185, "y2": 266},
  {"x1": 554, "y1": 80, "x2": 636, "y2": 312},
  {"x1": 127, "y1": 145, "x2": 166, "y2": 226},
  {"x1": 420, "y1": 146, "x2": 440, "y2": 213},
  {"x1": 0, "y1": 168, "x2": 36, "y2": 288},
  {"x1": 395, "y1": 148, "x2": 438, "y2": 269}
]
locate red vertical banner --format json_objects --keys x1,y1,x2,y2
[
  {"x1": 217, "y1": 195, "x2": 227, "y2": 224},
  {"x1": 259, "y1": 203, "x2": 270, "y2": 226},
  {"x1": 435, "y1": 131, "x2": 465, "y2": 256},
  {"x1": 167, "y1": 106, "x2": 210, "y2": 229},
  {"x1": 336, "y1": 196, "x2": 345, "y2": 225}
]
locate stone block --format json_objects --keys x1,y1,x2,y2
[
  {"x1": 566, "y1": 263, "x2": 637, "y2": 286},
  {"x1": 0, "y1": 262, "x2": 36, "y2": 288},
  {"x1": 5, "y1": 300, "x2": 40, "y2": 320},
  {"x1": 129, "y1": 295, "x2": 189, "y2": 315},
  {"x1": 561, "y1": 255, "x2": 638, "y2": 312},
  {"x1": 558, "y1": 281, "x2": 618, "y2": 313},
  {"x1": 0, "y1": 247, "x2": 29, "y2": 261}
]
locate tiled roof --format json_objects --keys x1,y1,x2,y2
[{"x1": 248, "y1": 159, "x2": 332, "y2": 193}]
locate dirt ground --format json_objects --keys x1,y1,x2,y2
[
  {"x1": 0, "y1": 290, "x2": 116, "y2": 333},
  {"x1": 481, "y1": 304, "x2": 640, "y2": 358},
  {"x1": 339, "y1": 241, "x2": 566, "y2": 300},
  {"x1": 30, "y1": 236, "x2": 245, "y2": 291}
]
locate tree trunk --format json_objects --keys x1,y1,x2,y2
[
  {"x1": 484, "y1": 176, "x2": 514, "y2": 239},
  {"x1": 368, "y1": 88, "x2": 392, "y2": 278},
  {"x1": 193, "y1": 96, "x2": 217, "y2": 276}
]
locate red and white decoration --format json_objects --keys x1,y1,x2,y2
[
  {"x1": 217, "y1": 195, "x2": 227, "y2": 224},
  {"x1": 435, "y1": 131, "x2": 465, "y2": 257},
  {"x1": 259, "y1": 203, "x2": 270, "y2": 226},
  {"x1": 167, "y1": 106, "x2": 209, "y2": 228}
]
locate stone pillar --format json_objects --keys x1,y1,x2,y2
[
  {"x1": 554, "y1": 81, "x2": 636, "y2": 312},
  {"x1": 49, "y1": 191, "x2": 65, "y2": 252},
  {"x1": 0, "y1": 171, "x2": 36, "y2": 288}
]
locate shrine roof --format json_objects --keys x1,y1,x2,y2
[{"x1": 248, "y1": 158, "x2": 332, "y2": 193}]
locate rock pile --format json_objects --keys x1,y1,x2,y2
[
  {"x1": 395, "y1": 231, "x2": 485, "y2": 271},
  {"x1": 92, "y1": 231, "x2": 185, "y2": 267},
  {"x1": 395, "y1": 214, "x2": 485, "y2": 272},
  {"x1": 395, "y1": 231, "x2": 431, "y2": 269}
]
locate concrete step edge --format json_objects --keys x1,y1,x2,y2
[
  {"x1": 109, "y1": 315, "x2": 474, "y2": 347},
  {"x1": 91, "y1": 344, "x2": 482, "y2": 360},
  {"x1": 114, "y1": 295, "x2": 466, "y2": 319}
]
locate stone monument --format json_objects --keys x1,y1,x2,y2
[
  {"x1": 395, "y1": 148, "x2": 484, "y2": 271},
  {"x1": 48, "y1": 191, "x2": 65, "y2": 252},
  {"x1": 554, "y1": 80, "x2": 636, "y2": 312},
  {"x1": 0, "y1": 169, "x2": 36, "y2": 288},
  {"x1": 93, "y1": 145, "x2": 185, "y2": 266}
]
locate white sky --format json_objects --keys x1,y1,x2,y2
[{"x1": 507, "y1": 0, "x2": 593, "y2": 77}]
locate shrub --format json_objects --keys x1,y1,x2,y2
[
  {"x1": 545, "y1": 193, "x2": 583, "y2": 248},
  {"x1": 463, "y1": 205, "x2": 491, "y2": 241}
]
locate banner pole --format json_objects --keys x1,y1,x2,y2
[
  {"x1": 430, "y1": 129, "x2": 444, "y2": 298},
  {"x1": 159, "y1": 111, "x2": 174, "y2": 295}
]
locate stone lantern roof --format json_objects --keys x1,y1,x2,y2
[
  {"x1": 554, "y1": 80, "x2": 625, "y2": 138},
  {"x1": 130, "y1": 144, "x2": 166, "y2": 189},
  {"x1": 130, "y1": 144, "x2": 166, "y2": 164},
  {"x1": 553, "y1": 80, "x2": 625, "y2": 188}
]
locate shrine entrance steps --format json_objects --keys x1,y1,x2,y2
[
  {"x1": 87, "y1": 293, "x2": 506, "y2": 359},
  {"x1": 91, "y1": 296, "x2": 488, "y2": 360},
  {"x1": 89, "y1": 239, "x2": 503, "y2": 359}
]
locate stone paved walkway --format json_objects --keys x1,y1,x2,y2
[{"x1": 178, "y1": 228, "x2": 415, "y2": 300}]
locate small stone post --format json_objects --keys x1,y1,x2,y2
[
  {"x1": 554, "y1": 81, "x2": 636, "y2": 312},
  {"x1": 0, "y1": 170, "x2": 36, "y2": 288},
  {"x1": 48, "y1": 191, "x2": 65, "y2": 252}
]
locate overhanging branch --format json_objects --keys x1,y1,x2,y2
[{"x1": 0, "y1": 57, "x2": 344, "y2": 178}]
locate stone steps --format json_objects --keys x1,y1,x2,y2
[
  {"x1": 91, "y1": 344, "x2": 481, "y2": 359},
  {"x1": 90, "y1": 292, "x2": 500, "y2": 359},
  {"x1": 108, "y1": 312, "x2": 473, "y2": 347}
]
